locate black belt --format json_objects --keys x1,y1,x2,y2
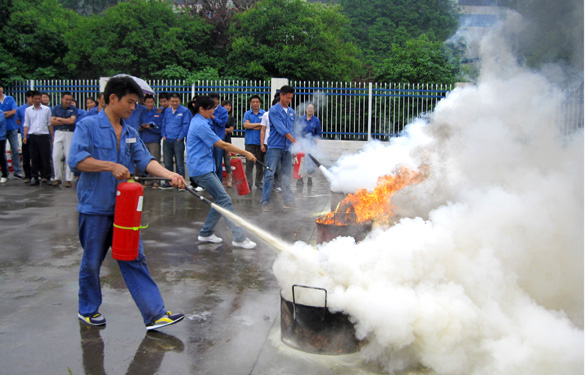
[{"x1": 55, "y1": 129, "x2": 74, "y2": 132}]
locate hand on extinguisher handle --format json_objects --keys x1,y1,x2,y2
[{"x1": 111, "y1": 163, "x2": 131, "y2": 180}]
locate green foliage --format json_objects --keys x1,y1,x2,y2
[
  {"x1": 227, "y1": 0, "x2": 362, "y2": 80},
  {"x1": 63, "y1": 0, "x2": 215, "y2": 78},
  {"x1": 339, "y1": 0, "x2": 459, "y2": 66},
  {"x1": 375, "y1": 34, "x2": 459, "y2": 84},
  {"x1": 0, "y1": 0, "x2": 80, "y2": 78},
  {"x1": 154, "y1": 65, "x2": 220, "y2": 84}
]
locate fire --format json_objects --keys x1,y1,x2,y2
[{"x1": 317, "y1": 166, "x2": 422, "y2": 226}]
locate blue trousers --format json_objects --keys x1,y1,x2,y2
[
  {"x1": 260, "y1": 148, "x2": 294, "y2": 205},
  {"x1": 213, "y1": 146, "x2": 224, "y2": 182},
  {"x1": 6, "y1": 129, "x2": 21, "y2": 175},
  {"x1": 190, "y1": 172, "x2": 246, "y2": 242},
  {"x1": 162, "y1": 139, "x2": 185, "y2": 178},
  {"x1": 78, "y1": 214, "x2": 166, "y2": 325}
]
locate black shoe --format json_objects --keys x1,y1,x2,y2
[
  {"x1": 41, "y1": 179, "x2": 50, "y2": 185},
  {"x1": 30, "y1": 178, "x2": 40, "y2": 186},
  {"x1": 296, "y1": 178, "x2": 304, "y2": 187},
  {"x1": 307, "y1": 177, "x2": 313, "y2": 186},
  {"x1": 14, "y1": 173, "x2": 23, "y2": 179}
]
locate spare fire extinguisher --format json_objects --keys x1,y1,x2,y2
[
  {"x1": 6, "y1": 151, "x2": 13, "y2": 173},
  {"x1": 230, "y1": 157, "x2": 250, "y2": 196},
  {"x1": 293, "y1": 152, "x2": 305, "y2": 180},
  {"x1": 112, "y1": 179, "x2": 148, "y2": 261}
]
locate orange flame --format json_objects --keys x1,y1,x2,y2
[{"x1": 316, "y1": 166, "x2": 422, "y2": 226}]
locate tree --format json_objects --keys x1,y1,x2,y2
[
  {"x1": 338, "y1": 0, "x2": 459, "y2": 65},
  {"x1": 374, "y1": 34, "x2": 459, "y2": 84},
  {"x1": 0, "y1": 0, "x2": 80, "y2": 79},
  {"x1": 227, "y1": 0, "x2": 362, "y2": 80},
  {"x1": 59, "y1": 0, "x2": 119, "y2": 16},
  {"x1": 63, "y1": 0, "x2": 215, "y2": 78}
]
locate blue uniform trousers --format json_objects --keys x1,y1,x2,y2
[{"x1": 78, "y1": 213, "x2": 166, "y2": 325}]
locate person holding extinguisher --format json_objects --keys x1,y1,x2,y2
[
  {"x1": 68, "y1": 76, "x2": 187, "y2": 330},
  {"x1": 186, "y1": 95, "x2": 257, "y2": 249}
]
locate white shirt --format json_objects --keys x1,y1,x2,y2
[
  {"x1": 24, "y1": 104, "x2": 52, "y2": 135},
  {"x1": 260, "y1": 111, "x2": 270, "y2": 145}
]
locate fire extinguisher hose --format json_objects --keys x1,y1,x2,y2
[{"x1": 113, "y1": 223, "x2": 149, "y2": 231}]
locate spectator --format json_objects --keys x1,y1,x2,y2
[
  {"x1": 85, "y1": 97, "x2": 96, "y2": 111},
  {"x1": 243, "y1": 95, "x2": 266, "y2": 190},
  {"x1": 15, "y1": 90, "x2": 34, "y2": 182},
  {"x1": 186, "y1": 95, "x2": 257, "y2": 249},
  {"x1": 86, "y1": 92, "x2": 105, "y2": 116},
  {"x1": 72, "y1": 99, "x2": 87, "y2": 124},
  {"x1": 126, "y1": 98, "x2": 148, "y2": 131},
  {"x1": 260, "y1": 94, "x2": 282, "y2": 192},
  {"x1": 23, "y1": 91, "x2": 53, "y2": 186},
  {"x1": 139, "y1": 94, "x2": 163, "y2": 188},
  {"x1": 0, "y1": 111, "x2": 7, "y2": 183},
  {"x1": 221, "y1": 99, "x2": 235, "y2": 188},
  {"x1": 0, "y1": 82, "x2": 23, "y2": 179},
  {"x1": 51, "y1": 91, "x2": 78, "y2": 187},
  {"x1": 296, "y1": 103, "x2": 322, "y2": 187},
  {"x1": 157, "y1": 92, "x2": 170, "y2": 113},
  {"x1": 260, "y1": 86, "x2": 297, "y2": 211},
  {"x1": 160, "y1": 93, "x2": 191, "y2": 189},
  {"x1": 41, "y1": 92, "x2": 51, "y2": 106},
  {"x1": 208, "y1": 92, "x2": 228, "y2": 182},
  {"x1": 68, "y1": 75, "x2": 186, "y2": 330}
]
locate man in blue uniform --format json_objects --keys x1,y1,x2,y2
[
  {"x1": 260, "y1": 86, "x2": 297, "y2": 211},
  {"x1": 243, "y1": 95, "x2": 266, "y2": 190},
  {"x1": 208, "y1": 92, "x2": 228, "y2": 182},
  {"x1": 0, "y1": 82, "x2": 22, "y2": 179},
  {"x1": 68, "y1": 76, "x2": 186, "y2": 330},
  {"x1": 160, "y1": 93, "x2": 191, "y2": 189},
  {"x1": 139, "y1": 94, "x2": 163, "y2": 188}
]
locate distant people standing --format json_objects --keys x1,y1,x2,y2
[
  {"x1": 85, "y1": 97, "x2": 97, "y2": 111},
  {"x1": 139, "y1": 94, "x2": 162, "y2": 188},
  {"x1": 0, "y1": 82, "x2": 23, "y2": 179},
  {"x1": 23, "y1": 91, "x2": 53, "y2": 186},
  {"x1": 86, "y1": 92, "x2": 105, "y2": 116},
  {"x1": 260, "y1": 86, "x2": 297, "y2": 211},
  {"x1": 41, "y1": 93, "x2": 51, "y2": 106},
  {"x1": 126, "y1": 98, "x2": 148, "y2": 131},
  {"x1": 296, "y1": 103, "x2": 322, "y2": 187},
  {"x1": 158, "y1": 92, "x2": 170, "y2": 113},
  {"x1": 160, "y1": 93, "x2": 190, "y2": 189},
  {"x1": 243, "y1": 95, "x2": 266, "y2": 190},
  {"x1": 0, "y1": 111, "x2": 7, "y2": 183},
  {"x1": 221, "y1": 100, "x2": 235, "y2": 188},
  {"x1": 208, "y1": 92, "x2": 228, "y2": 182},
  {"x1": 15, "y1": 90, "x2": 34, "y2": 182},
  {"x1": 260, "y1": 95, "x2": 282, "y2": 192},
  {"x1": 50, "y1": 91, "x2": 78, "y2": 187}
]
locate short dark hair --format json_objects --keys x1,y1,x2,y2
[
  {"x1": 61, "y1": 91, "x2": 73, "y2": 98},
  {"x1": 221, "y1": 99, "x2": 231, "y2": 107},
  {"x1": 250, "y1": 95, "x2": 262, "y2": 104},
  {"x1": 104, "y1": 76, "x2": 143, "y2": 105},
  {"x1": 187, "y1": 96, "x2": 216, "y2": 116},
  {"x1": 209, "y1": 92, "x2": 220, "y2": 100},
  {"x1": 86, "y1": 97, "x2": 96, "y2": 105},
  {"x1": 144, "y1": 94, "x2": 155, "y2": 102},
  {"x1": 30, "y1": 90, "x2": 41, "y2": 98},
  {"x1": 279, "y1": 85, "x2": 295, "y2": 95},
  {"x1": 169, "y1": 93, "x2": 181, "y2": 100},
  {"x1": 158, "y1": 92, "x2": 169, "y2": 100},
  {"x1": 41, "y1": 92, "x2": 49, "y2": 96}
]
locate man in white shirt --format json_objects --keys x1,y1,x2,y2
[{"x1": 24, "y1": 91, "x2": 53, "y2": 186}]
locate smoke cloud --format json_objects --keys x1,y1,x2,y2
[{"x1": 273, "y1": 7, "x2": 584, "y2": 375}]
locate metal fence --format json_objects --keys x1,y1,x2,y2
[{"x1": 7, "y1": 79, "x2": 583, "y2": 140}]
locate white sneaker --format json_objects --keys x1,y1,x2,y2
[
  {"x1": 195, "y1": 186, "x2": 204, "y2": 192},
  {"x1": 198, "y1": 234, "x2": 223, "y2": 243},
  {"x1": 232, "y1": 238, "x2": 257, "y2": 249},
  {"x1": 0, "y1": 177, "x2": 7, "y2": 183}
]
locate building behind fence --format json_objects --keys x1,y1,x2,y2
[{"x1": 8, "y1": 79, "x2": 583, "y2": 140}]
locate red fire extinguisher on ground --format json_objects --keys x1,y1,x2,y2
[
  {"x1": 112, "y1": 180, "x2": 148, "y2": 261},
  {"x1": 293, "y1": 152, "x2": 305, "y2": 180},
  {"x1": 231, "y1": 157, "x2": 250, "y2": 196},
  {"x1": 7, "y1": 151, "x2": 13, "y2": 173}
]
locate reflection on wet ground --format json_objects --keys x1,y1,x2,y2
[{"x1": 0, "y1": 175, "x2": 383, "y2": 374}]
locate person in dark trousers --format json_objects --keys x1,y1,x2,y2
[
  {"x1": 208, "y1": 92, "x2": 228, "y2": 182},
  {"x1": 68, "y1": 76, "x2": 186, "y2": 330},
  {"x1": 23, "y1": 91, "x2": 53, "y2": 186},
  {"x1": 243, "y1": 95, "x2": 266, "y2": 190},
  {"x1": 221, "y1": 99, "x2": 235, "y2": 188},
  {"x1": 0, "y1": 82, "x2": 22, "y2": 179},
  {"x1": 0, "y1": 111, "x2": 7, "y2": 183}
]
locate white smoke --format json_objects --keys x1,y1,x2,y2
[{"x1": 273, "y1": 11, "x2": 584, "y2": 375}]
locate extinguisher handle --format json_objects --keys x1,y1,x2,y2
[
  {"x1": 134, "y1": 176, "x2": 172, "y2": 182},
  {"x1": 255, "y1": 160, "x2": 274, "y2": 173},
  {"x1": 185, "y1": 185, "x2": 214, "y2": 206}
]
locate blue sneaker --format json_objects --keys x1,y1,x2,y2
[
  {"x1": 146, "y1": 311, "x2": 184, "y2": 331},
  {"x1": 78, "y1": 312, "x2": 106, "y2": 326}
]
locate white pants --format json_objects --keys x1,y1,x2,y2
[{"x1": 52, "y1": 130, "x2": 74, "y2": 182}]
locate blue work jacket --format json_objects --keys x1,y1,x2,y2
[
  {"x1": 126, "y1": 104, "x2": 148, "y2": 131},
  {"x1": 187, "y1": 113, "x2": 220, "y2": 178},
  {"x1": 0, "y1": 111, "x2": 6, "y2": 140},
  {"x1": 243, "y1": 109, "x2": 266, "y2": 145},
  {"x1": 139, "y1": 108, "x2": 162, "y2": 144},
  {"x1": 299, "y1": 115, "x2": 323, "y2": 138},
  {"x1": 15, "y1": 104, "x2": 30, "y2": 136},
  {"x1": 162, "y1": 105, "x2": 191, "y2": 140},
  {"x1": 209, "y1": 105, "x2": 228, "y2": 140},
  {"x1": 268, "y1": 103, "x2": 295, "y2": 151},
  {"x1": 52, "y1": 105, "x2": 78, "y2": 131},
  {"x1": 68, "y1": 110, "x2": 154, "y2": 216},
  {"x1": 0, "y1": 95, "x2": 18, "y2": 131}
]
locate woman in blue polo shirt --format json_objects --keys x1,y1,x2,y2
[
  {"x1": 296, "y1": 103, "x2": 322, "y2": 187},
  {"x1": 186, "y1": 96, "x2": 257, "y2": 249}
]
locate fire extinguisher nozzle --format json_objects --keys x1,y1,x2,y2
[{"x1": 308, "y1": 153, "x2": 322, "y2": 167}]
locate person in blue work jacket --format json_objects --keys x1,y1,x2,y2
[
  {"x1": 68, "y1": 76, "x2": 187, "y2": 331},
  {"x1": 0, "y1": 111, "x2": 7, "y2": 183},
  {"x1": 260, "y1": 86, "x2": 297, "y2": 211},
  {"x1": 186, "y1": 96, "x2": 257, "y2": 249},
  {"x1": 295, "y1": 103, "x2": 322, "y2": 187},
  {"x1": 0, "y1": 82, "x2": 22, "y2": 179},
  {"x1": 208, "y1": 92, "x2": 228, "y2": 182},
  {"x1": 160, "y1": 93, "x2": 191, "y2": 189},
  {"x1": 243, "y1": 95, "x2": 266, "y2": 190},
  {"x1": 126, "y1": 98, "x2": 148, "y2": 131},
  {"x1": 139, "y1": 94, "x2": 163, "y2": 188}
]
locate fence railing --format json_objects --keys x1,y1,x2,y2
[{"x1": 8, "y1": 79, "x2": 583, "y2": 140}]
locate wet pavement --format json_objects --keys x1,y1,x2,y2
[{"x1": 0, "y1": 174, "x2": 386, "y2": 375}]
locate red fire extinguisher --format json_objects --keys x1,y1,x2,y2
[
  {"x1": 112, "y1": 180, "x2": 148, "y2": 261},
  {"x1": 293, "y1": 152, "x2": 305, "y2": 180},
  {"x1": 6, "y1": 151, "x2": 13, "y2": 173},
  {"x1": 230, "y1": 157, "x2": 250, "y2": 196}
]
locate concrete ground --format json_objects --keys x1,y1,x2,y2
[{"x1": 0, "y1": 173, "x2": 386, "y2": 375}]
